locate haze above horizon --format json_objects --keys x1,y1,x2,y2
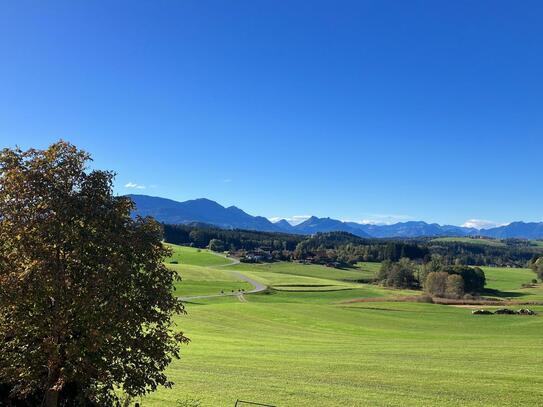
[
  {"x1": 1, "y1": 1, "x2": 542, "y2": 227},
  {"x1": 127, "y1": 193, "x2": 517, "y2": 229}
]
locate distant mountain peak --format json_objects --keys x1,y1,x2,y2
[
  {"x1": 128, "y1": 194, "x2": 280, "y2": 232},
  {"x1": 127, "y1": 195, "x2": 543, "y2": 239},
  {"x1": 193, "y1": 197, "x2": 216, "y2": 202},
  {"x1": 188, "y1": 197, "x2": 224, "y2": 206},
  {"x1": 226, "y1": 205, "x2": 246, "y2": 213}
]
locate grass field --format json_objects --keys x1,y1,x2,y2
[
  {"x1": 229, "y1": 261, "x2": 366, "y2": 282},
  {"x1": 165, "y1": 244, "x2": 234, "y2": 267},
  {"x1": 431, "y1": 237, "x2": 506, "y2": 247},
  {"x1": 141, "y1": 245, "x2": 543, "y2": 406},
  {"x1": 482, "y1": 266, "x2": 543, "y2": 301},
  {"x1": 169, "y1": 264, "x2": 252, "y2": 297},
  {"x1": 166, "y1": 245, "x2": 251, "y2": 297}
]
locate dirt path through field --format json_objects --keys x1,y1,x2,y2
[{"x1": 178, "y1": 252, "x2": 267, "y2": 301}]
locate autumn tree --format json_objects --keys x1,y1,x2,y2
[
  {"x1": 445, "y1": 274, "x2": 465, "y2": 299},
  {"x1": 532, "y1": 257, "x2": 543, "y2": 280},
  {"x1": 377, "y1": 258, "x2": 417, "y2": 289},
  {"x1": 440, "y1": 265, "x2": 485, "y2": 293},
  {"x1": 424, "y1": 272, "x2": 449, "y2": 297},
  {"x1": 425, "y1": 272, "x2": 466, "y2": 299},
  {"x1": 0, "y1": 142, "x2": 188, "y2": 406},
  {"x1": 208, "y1": 239, "x2": 225, "y2": 252}
]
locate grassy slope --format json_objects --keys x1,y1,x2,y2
[
  {"x1": 169, "y1": 264, "x2": 252, "y2": 297},
  {"x1": 165, "y1": 244, "x2": 234, "y2": 267},
  {"x1": 227, "y1": 261, "x2": 378, "y2": 282},
  {"x1": 142, "y1": 245, "x2": 543, "y2": 406},
  {"x1": 146, "y1": 301, "x2": 543, "y2": 407},
  {"x1": 356, "y1": 261, "x2": 382, "y2": 278},
  {"x1": 166, "y1": 245, "x2": 252, "y2": 296},
  {"x1": 431, "y1": 237, "x2": 506, "y2": 247},
  {"x1": 482, "y1": 266, "x2": 543, "y2": 301}
]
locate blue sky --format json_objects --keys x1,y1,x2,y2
[{"x1": 1, "y1": 1, "x2": 542, "y2": 227}]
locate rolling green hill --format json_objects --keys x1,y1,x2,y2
[
  {"x1": 431, "y1": 237, "x2": 506, "y2": 247},
  {"x1": 227, "y1": 261, "x2": 377, "y2": 283},
  {"x1": 482, "y1": 266, "x2": 543, "y2": 301},
  {"x1": 144, "y1": 244, "x2": 543, "y2": 406},
  {"x1": 169, "y1": 264, "x2": 252, "y2": 297},
  {"x1": 165, "y1": 243, "x2": 234, "y2": 267},
  {"x1": 166, "y1": 245, "x2": 251, "y2": 297}
]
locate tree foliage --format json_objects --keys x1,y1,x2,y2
[
  {"x1": 428, "y1": 239, "x2": 539, "y2": 268},
  {"x1": 165, "y1": 224, "x2": 302, "y2": 252},
  {"x1": 440, "y1": 265, "x2": 486, "y2": 293},
  {"x1": 424, "y1": 272, "x2": 449, "y2": 297},
  {"x1": 208, "y1": 239, "x2": 225, "y2": 252},
  {"x1": 377, "y1": 259, "x2": 417, "y2": 288},
  {"x1": 445, "y1": 274, "x2": 465, "y2": 299},
  {"x1": 424, "y1": 265, "x2": 484, "y2": 298},
  {"x1": 531, "y1": 257, "x2": 543, "y2": 280},
  {"x1": 0, "y1": 142, "x2": 188, "y2": 406},
  {"x1": 163, "y1": 225, "x2": 543, "y2": 268}
]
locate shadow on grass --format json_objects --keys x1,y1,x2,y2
[
  {"x1": 255, "y1": 287, "x2": 278, "y2": 295},
  {"x1": 179, "y1": 300, "x2": 206, "y2": 305},
  {"x1": 484, "y1": 288, "x2": 527, "y2": 298},
  {"x1": 274, "y1": 284, "x2": 331, "y2": 287},
  {"x1": 341, "y1": 305, "x2": 407, "y2": 312},
  {"x1": 274, "y1": 287, "x2": 354, "y2": 292},
  {"x1": 345, "y1": 278, "x2": 377, "y2": 284}
]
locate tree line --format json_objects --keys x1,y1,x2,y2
[
  {"x1": 376, "y1": 258, "x2": 486, "y2": 298},
  {"x1": 164, "y1": 223, "x2": 304, "y2": 252},
  {"x1": 428, "y1": 240, "x2": 540, "y2": 268},
  {"x1": 165, "y1": 226, "x2": 506, "y2": 299},
  {"x1": 164, "y1": 226, "x2": 543, "y2": 268}
]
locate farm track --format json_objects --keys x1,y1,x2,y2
[{"x1": 178, "y1": 252, "x2": 267, "y2": 301}]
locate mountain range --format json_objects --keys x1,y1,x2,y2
[{"x1": 127, "y1": 194, "x2": 543, "y2": 240}]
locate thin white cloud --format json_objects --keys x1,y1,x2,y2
[
  {"x1": 223, "y1": 179, "x2": 232, "y2": 183},
  {"x1": 270, "y1": 213, "x2": 412, "y2": 226},
  {"x1": 346, "y1": 213, "x2": 413, "y2": 225},
  {"x1": 269, "y1": 215, "x2": 311, "y2": 226},
  {"x1": 124, "y1": 182, "x2": 146, "y2": 190},
  {"x1": 462, "y1": 219, "x2": 508, "y2": 230}
]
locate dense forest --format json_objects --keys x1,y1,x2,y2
[
  {"x1": 164, "y1": 223, "x2": 303, "y2": 251},
  {"x1": 163, "y1": 224, "x2": 543, "y2": 268}
]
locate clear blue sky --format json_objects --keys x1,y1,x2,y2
[{"x1": 1, "y1": 1, "x2": 542, "y2": 227}]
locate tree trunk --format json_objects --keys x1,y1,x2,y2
[{"x1": 44, "y1": 389, "x2": 59, "y2": 407}]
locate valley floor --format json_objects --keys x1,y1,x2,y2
[{"x1": 142, "y1": 246, "x2": 543, "y2": 406}]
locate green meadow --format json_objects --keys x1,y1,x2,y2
[
  {"x1": 165, "y1": 245, "x2": 251, "y2": 297},
  {"x1": 431, "y1": 237, "x2": 506, "y2": 247},
  {"x1": 165, "y1": 243, "x2": 234, "y2": 267},
  {"x1": 142, "y1": 245, "x2": 543, "y2": 407},
  {"x1": 169, "y1": 264, "x2": 253, "y2": 297},
  {"x1": 482, "y1": 266, "x2": 543, "y2": 301}
]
